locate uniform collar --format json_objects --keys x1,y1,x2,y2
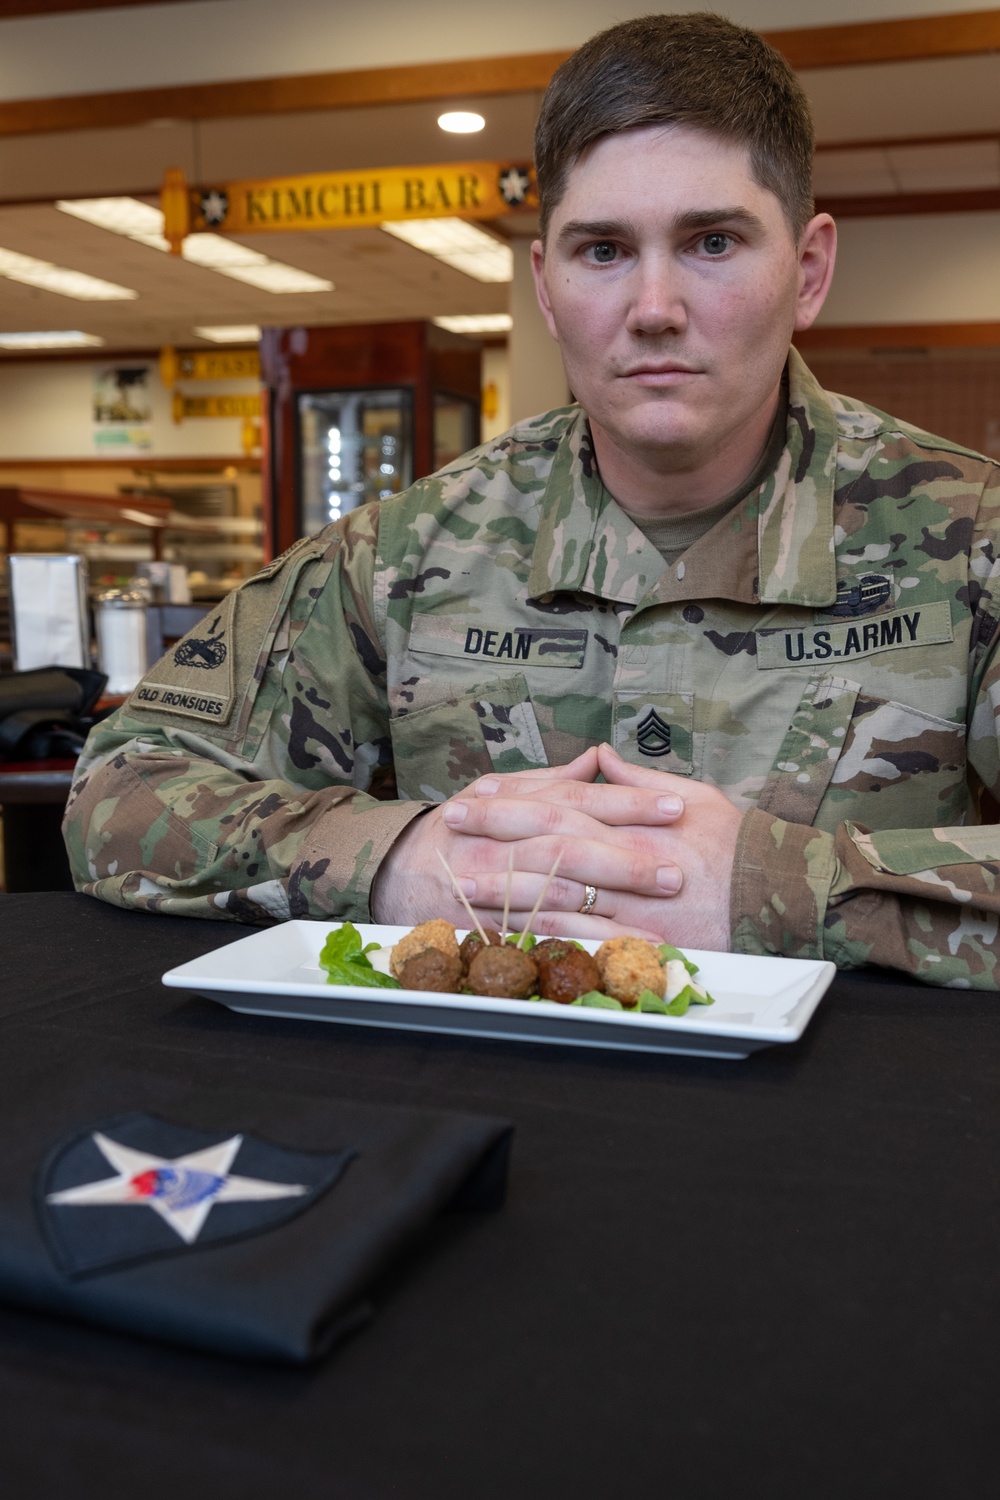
[{"x1": 525, "y1": 349, "x2": 841, "y2": 610}]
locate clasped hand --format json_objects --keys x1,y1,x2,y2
[{"x1": 372, "y1": 743, "x2": 742, "y2": 951}]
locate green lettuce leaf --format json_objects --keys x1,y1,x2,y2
[
  {"x1": 319, "y1": 923, "x2": 401, "y2": 990},
  {"x1": 658, "y1": 942, "x2": 699, "y2": 977}
]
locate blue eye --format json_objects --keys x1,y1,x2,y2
[
  {"x1": 590, "y1": 242, "x2": 617, "y2": 263},
  {"x1": 702, "y1": 234, "x2": 731, "y2": 256}
]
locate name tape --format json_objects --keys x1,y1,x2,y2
[
  {"x1": 756, "y1": 600, "x2": 953, "y2": 670},
  {"x1": 408, "y1": 619, "x2": 588, "y2": 669}
]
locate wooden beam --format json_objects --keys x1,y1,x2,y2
[
  {"x1": 817, "y1": 188, "x2": 1000, "y2": 216},
  {"x1": 1, "y1": 11, "x2": 999, "y2": 138},
  {"x1": 796, "y1": 322, "x2": 1000, "y2": 350},
  {"x1": 0, "y1": 0, "x2": 196, "y2": 16},
  {"x1": 816, "y1": 129, "x2": 1000, "y2": 153}
]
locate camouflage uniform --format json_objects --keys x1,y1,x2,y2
[{"x1": 64, "y1": 350, "x2": 1000, "y2": 986}]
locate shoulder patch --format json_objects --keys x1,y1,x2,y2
[{"x1": 128, "y1": 592, "x2": 236, "y2": 723}]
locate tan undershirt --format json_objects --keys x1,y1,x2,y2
[{"x1": 619, "y1": 381, "x2": 789, "y2": 569}]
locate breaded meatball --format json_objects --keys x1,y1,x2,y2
[
  {"x1": 467, "y1": 944, "x2": 539, "y2": 999},
  {"x1": 459, "y1": 928, "x2": 503, "y2": 973},
  {"x1": 389, "y1": 920, "x2": 459, "y2": 979},
  {"x1": 397, "y1": 948, "x2": 463, "y2": 993},
  {"x1": 595, "y1": 936, "x2": 665, "y2": 1007},
  {"x1": 534, "y1": 939, "x2": 601, "y2": 1004}
]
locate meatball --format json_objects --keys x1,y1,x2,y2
[
  {"x1": 459, "y1": 928, "x2": 503, "y2": 973},
  {"x1": 467, "y1": 944, "x2": 539, "y2": 999},
  {"x1": 389, "y1": 920, "x2": 459, "y2": 980},
  {"x1": 595, "y1": 936, "x2": 665, "y2": 1007},
  {"x1": 534, "y1": 938, "x2": 601, "y2": 1004},
  {"x1": 397, "y1": 948, "x2": 463, "y2": 993}
]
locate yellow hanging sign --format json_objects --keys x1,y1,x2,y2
[
  {"x1": 172, "y1": 391, "x2": 262, "y2": 424},
  {"x1": 187, "y1": 160, "x2": 536, "y2": 235},
  {"x1": 160, "y1": 347, "x2": 260, "y2": 385}
]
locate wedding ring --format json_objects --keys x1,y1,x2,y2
[{"x1": 578, "y1": 884, "x2": 598, "y2": 915}]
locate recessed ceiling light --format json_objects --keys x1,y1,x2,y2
[
  {"x1": 0, "y1": 247, "x2": 137, "y2": 301},
  {"x1": 381, "y1": 218, "x2": 512, "y2": 282},
  {"x1": 55, "y1": 198, "x2": 333, "y2": 294},
  {"x1": 438, "y1": 111, "x2": 486, "y2": 134},
  {"x1": 0, "y1": 330, "x2": 105, "y2": 350},
  {"x1": 434, "y1": 314, "x2": 513, "y2": 334},
  {"x1": 194, "y1": 325, "x2": 262, "y2": 343}
]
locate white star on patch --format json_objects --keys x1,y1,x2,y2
[
  {"x1": 199, "y1": 189, "x2": 228, "y2": 227},
  {"x1": 47, "y1": 1133, "x2": 307, "y2": 1245},
  {"x1": 498, "y1": 167, "x2": 531, "y2": 206}
]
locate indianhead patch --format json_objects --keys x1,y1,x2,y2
[{"x1": 38, "y1": 1113, "x2": 355, "y2": 1278}]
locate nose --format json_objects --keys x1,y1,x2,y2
[{"x1": 625, "y1": 253, "x2": 687, "y2": 337}]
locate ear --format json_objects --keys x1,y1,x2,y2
[
  {"x1": 530, "y1": 239, "x2": 560, "y2": 341},
  {"x1": 794, "y1": 213, "x2": 837, "y2": 332}
]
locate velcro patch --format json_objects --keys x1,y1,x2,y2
[
  {"x1": 128, "y1": 592, "x2": 236, "y2": 722},
  {"x1": 408, "y1": 617, "x2": 587, "y2": 668},
  {"x1": 756, "y1": 600, "x2": 953, "y2": 671}
]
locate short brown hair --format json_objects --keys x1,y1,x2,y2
[{"x1": 534, "y1": 12, "x2": 814, "y2": 239}]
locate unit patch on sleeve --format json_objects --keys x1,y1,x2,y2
[
  {"x1": 407, "y1": 617, "x2": 588, "y2": 668},
  {"x1": 755, "y1": 599, "x2": 954, "y2": 670},
  {"x1": 127, "y1": 592, "x2": 237, "y2": 722}
]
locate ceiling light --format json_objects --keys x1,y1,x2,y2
[
  {"x1": 0, "y1": 247, "x2": 137, "y2": 301},
  {"x1": 195, "y1": 325, "x2": 262, "y2": 343},
  {"x1": 55, "y1": 197, "x2": 333, "y2": 294},
  {"x1": 0, "y1": 330, "x2": 105, "y2": 350},
  {"x1": 438, "y1": 111, "x2": 486, "y2": 134},
  {"x1": 434, "y1": 314, "x2": 513, "y2": 334},
  {"x1": 381, "y1": 218, "x2": 512, "y2": 282}
]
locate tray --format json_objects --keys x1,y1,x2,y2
[{"x1": 162, "y1": 923, "x2": 836, "y2": 1060}]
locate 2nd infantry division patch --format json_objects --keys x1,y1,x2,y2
[
  {"x1": 38, "y1": 1112, "x2": 355, "y2": 1277},
  {"x1": 127, "y1": 592, "x2": 236, "y2": 723}
]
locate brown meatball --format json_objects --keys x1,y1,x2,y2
[
  {"x1": 534, "y1": 939, "x2": 602, "y2": 1004},
  {"x1": 595, "y1": 936, "x2": 665, "y2": 1008},
  {"x1": 467, "y1": 944, "x2": 539, "y2": 999},
  {"x1": 396, "y1": 948, "x2": 463, "y2": 994},
  {"x1": 459, "y1": 928, "x2": 503, "y2": 973},
  {"x1": 390, "y1": 920, "x2": 459, "y2": 979}
]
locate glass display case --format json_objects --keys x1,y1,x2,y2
[{"x1": 297, "y1": 387, "x2": 412, "y2": 535}]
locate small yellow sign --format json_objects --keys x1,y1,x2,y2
[
  {"x1": 189, "y1": 161, "x2": 536, "y2": 235},
  {"x1": 160, "y1": 346, "x2": 260, "y2": 386},
  {"x1": 172, "y1": 391, "x2": 262, "y2": 424}
]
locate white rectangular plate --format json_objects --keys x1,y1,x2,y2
[{"x1": 163, "y1": 923, "x2": 835, "y2": 1060}]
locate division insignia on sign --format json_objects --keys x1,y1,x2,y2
[
  {"x1": 199, "y1": 188, "x2": 229, "y2": 227},
  {"x1": 173, "y1": 613, "x2": 227, "y2": 669},
  {"x1": 636, "y1": 708, "x2": 672, "y2": 757},
  {"x1": 498, "y1": 166, "x2": 531, "y2": 206},
  {"x1": 829, "y1": 573, "x2": 892, "y2": 617}
]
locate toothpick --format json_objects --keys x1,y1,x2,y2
[
  {"x1": 516, "y1": 852, "x2": 562, "y2": 950},
  {"x1": 500, "y1": 847, "x2": 513, "y2": 945},
  {"x1": 436, "y1": 849, "x2": 490, "y2": 945}
]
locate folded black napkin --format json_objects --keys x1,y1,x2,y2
[{"x1": 0, "y1": 1064, "x2": 512, "y2": 1363}]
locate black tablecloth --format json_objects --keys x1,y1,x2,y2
[{"x1": 0, "y1": 893, "x2": 996, "y2": 1499}]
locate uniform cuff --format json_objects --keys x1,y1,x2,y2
[
  {"x1": 730, "y1": 808, "x2": 838, "y2": 961},
  {"x1": 292, "y1": 799, "x2": 432, "y2": 922}
]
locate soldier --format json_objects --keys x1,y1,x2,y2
[{"x1": 65, "y1": 13, "x2": 1000, "y2": 985}]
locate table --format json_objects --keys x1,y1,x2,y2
[
  {"x1": 0, "y1": 760, "x2": 76, "y2": 891},
  {"x1": 0, "y1": 893, "x2": 995, "y2": 1499}
]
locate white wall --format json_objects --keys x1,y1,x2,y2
[
  {"x1": 0, "y1": 1, "x2": 996, "y2": 102},
  {"x1": 0, "y1": 359, "x2": 255, "y2": 460},
  {"x1": 819, "y1": 213, "x2": 1000, "y2": 326}
]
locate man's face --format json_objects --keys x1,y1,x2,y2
[{"x1": 532, "y1": 125, "x2": 829, "y2": 485}]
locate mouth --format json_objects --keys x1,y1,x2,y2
[{"x1": 618, "y1": 362, "x2": 702, "y2": 383}]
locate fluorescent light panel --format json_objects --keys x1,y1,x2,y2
[
  {"x1": 381, "y1": 218, "x2": 512, "y2": 282},
  {"x1": 434, "y1": 314, "x2": 512, "y2": 334},
  {"x1": 0, "y1": 330, "x2": 105, "y2": 349},
  {"x1": 195, "y1": 324, "x2": 262, "y2": 342},
  {"x1": 56, "y1": 197, "x2": 333, "y2": 293},
  {"x1": 0, "y1": 246, "x2": 136, "y2": 301}
]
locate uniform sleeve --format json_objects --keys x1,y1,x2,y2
[
  {"x1": 731, "y1": 490, "x2": 1000, "y2": 988},
  {"x1": 62, "y1": 509, "x2": 428, "y2": 924}
]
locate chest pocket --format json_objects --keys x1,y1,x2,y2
[
  {"x1": 389, "y1": 671, "x2": 548, "y2": 801},
  {"x1": 757, "y1": 674, "x2": 968, "y2": 830}
]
